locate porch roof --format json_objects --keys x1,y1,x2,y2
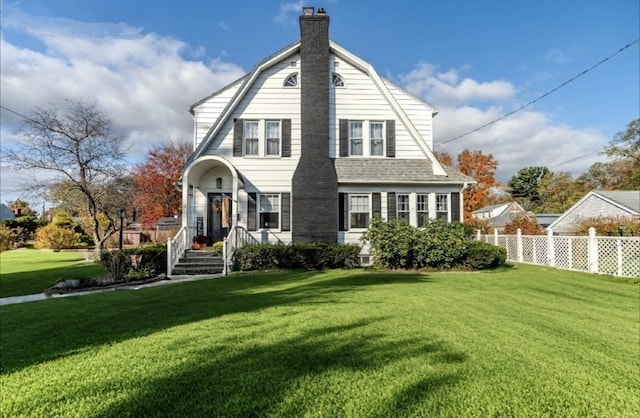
[{"x1": 332, "y1": 159, "x2": 475, "y2": 184}]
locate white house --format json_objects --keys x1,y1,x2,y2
[
  {"x1": 548, "y1": 190, "x2": 640, "y2": 234},
  {"x1": 172, "y1": 7, "x2": 474, "y2": 269},
  {"x1": 471, "y1": 202, "x2": 528, "y2": 231}
]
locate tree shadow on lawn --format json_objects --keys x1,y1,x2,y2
[
  {"x1": 95, "y1": 319, "x2": 465, "y2": 417},
  {"x1": 1, "y1": 270, "x2": 434, "y2": 375},
  {"x1": 0, "y1": 264, "x2": 105, "y2": 297}
]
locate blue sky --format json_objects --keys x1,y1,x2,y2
[{"x1": 1, "y1": 0, "x2": 639, "y2": 207}]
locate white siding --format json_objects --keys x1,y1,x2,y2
[
  {"x1": 383, "y1": 80, "x2": 435, "y2": 150},
  {"x1": 193, "y1": 81, "x2": 243, "y2": 147},
  {"x1": 330, "y1": 54, "x2": 425, "y2": 158},
  {"x1": 202, "y1": 54, "x2": 302, "y2": 193}
]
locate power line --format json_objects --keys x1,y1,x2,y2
[
  {"x1": 437, "y1": 38, "x2": 640, "y2": 146},
  {"x1": 549, "y1": 149, "x2": 602, "y2": 169}
]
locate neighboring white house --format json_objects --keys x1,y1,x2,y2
[
  {"x1": 471, "y1": 202, "x2": 528, "y2": 231},
  {"x1": 548, "y1": 190, "x2": 640, "y2": 234},
  {"x1": 175, "y1": 7, "x2": 474, "y2": 263}
]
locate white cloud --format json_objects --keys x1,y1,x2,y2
[
  {"x1": 0, "y1": 13, "x2": 246, "y2": 205},
  {"x1": 545, "y1": 48, "x2": 569, "y2": 64},
  {"x1": 398, "y1": 62, "x2": 515, "y2": 106},
  {"x1": 396, "y1": 62, "x2": 609, "y2": 181},
  {"x1": 274, "y1": 1, "x2": 303, "y2": 26}
]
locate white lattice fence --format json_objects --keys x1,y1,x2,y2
[{"x1": 477, "y1": 228, "x2": 640, "y2": 278}]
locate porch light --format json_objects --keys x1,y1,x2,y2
[
  {"x1": 216, "y1": 177, "x2": 222, "y2": 189},
  {"x1": 303, "y1": 6, "x2": 314, "y2": 15}
]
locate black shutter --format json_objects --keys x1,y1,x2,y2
[
  {"x1": 247, "y1": 192, "x2": 257, "y2": 231},
  {"x1": 387, "y1": 192, "x2": 396, "y2": 221},
  {"x1": 386, "y1": 120, "x2": 395, "y2": 158},
  {"x1": 281, "y1": 192, "x2": 291, "y2": 231},
  {"x1": 339, "y1": 119, "x2": 349, "y2": 157},
  {"x1": 338, "y1": 193, "x2": 348, "y2": 231},
  {"x1": 233, "y1": 119, "x2": 244, "y2": 157},
  {"x1": 282, "y1": 119, "x2": 291, "y2": 157},
  {"x1": 451, "y1": 192, "x2": 461, "y2": 222},
  {"x1": 372, "y1": 193, "x2": 381, "y2": 219}
]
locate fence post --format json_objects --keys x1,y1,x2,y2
[
  {"x1": 588, "y1": 227, "x2": 598, "y2": 274},
  {"x1": 547, "y1": 228, "x2": 555, "y2": 267},
  {"x1": 476, "y1": 230, "x2": 481, "y2": 241},
  {"x1": 616, "y1": 238, "x2": 623, "y2": 277},
  {"x1": 167, "y1": 238, "x2": 173, "y2": 279},
  {"x1": 517, "y1": 228, "x2": 523, "y2": 262},
  {"x1": 493, "y1": 229, "x2": 499, "y2": 246}
]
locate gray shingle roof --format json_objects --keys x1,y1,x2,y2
[
  {"x1": 0, "y1": 203, "x2": 15, "y2": 220},
  {"x1": 595, "y1": 190, "x2": 640, "y2": 213},
  {"x1": 332, "y1": 159, "x2": 474, "y2": 184}
]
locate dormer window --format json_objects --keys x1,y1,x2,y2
[
  {"x1": 284, "y1": 73, "x2": 298, "y2": 87},
  {"x1": 332, "y1": 73, "x2": 344, "y2": 87}
]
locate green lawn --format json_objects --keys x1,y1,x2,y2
[
  {"x1": 0, "y1": 249, "x2": 105, "y2": 297},
  {"x1": 1, "y1": 265, "x2": 638, "y2": 417}
]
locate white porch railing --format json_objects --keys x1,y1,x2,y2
[
  {"x1": 476, "y1": 227, "x2": 640, "y2": 278},
  {"x1": 167, "y1": 226, "x2": 188, "y2": 278},
  {"x1": 222, "y1": 225, "x2": 259, "y2": 275}
]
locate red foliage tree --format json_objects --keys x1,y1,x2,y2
[
  {"x1": 132, "y1": 141, "x2": 192, "y2": 228},
  {"x1": 457, "y1": 149, "x2": 498, "y2": 219}
]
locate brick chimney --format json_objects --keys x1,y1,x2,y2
[{"x1": 292, "y1": 7, "x2": 338, "y2": 243}]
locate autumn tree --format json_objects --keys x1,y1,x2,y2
[
  {"x1": 503, "y1": 213, "x2": 545, "y2": 235},
  {"x1": 433, "y1": 149, "x2": 453, "y2": 167},
  {"x1": 536, "y1": 171, "x2": 586, "y2": 213},
  {"x1": 604, "y1": 118, "x2": 640, "y2": 189},
  {"x1": 132, "y1": 141, "x2": 192, "y2": 228},
  {"x1": 457, "y1": 149, "x2": 498, "y2": 219},
  {"x1": 2, "y1": 100, "x2": 128, "y2": 250},
  {"x1": 507, "y1": 166, "x2": 550, "y2": 211}
]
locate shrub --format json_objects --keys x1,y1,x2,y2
[
  {"x1": 34, "y1": 223, "x2": 81, "y2": 251},
  {"x1": 0, "y1": 225, "x2": 15, "y2": 252},
  {"x1": 100, "y1": 246, "x2": 167, "y2": 282},
  {"x1": 211, "y1": 241, "x2": 224, "y2": 255},
  {"x1": 364, "y1": 218, "x2": 505, "y2": 270},
  {"x1": 572, "y1": 216, "x2": 640, "y2": 236},
  {"x1": 503, "y1": 213, "x2": 544, "y2": 235},
  {"x1": 234, "y1": 243, "x2": 360, "y2": 271},
  {"x1": 464, "y1": 241, "x2": 507, "y2": 270}
]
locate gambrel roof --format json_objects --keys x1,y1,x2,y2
[{"x1": 186, "y1": 39, "x2": 447, "y2": 176}]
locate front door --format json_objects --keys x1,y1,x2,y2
[{"x1": 207, "y1": 193, "x2": 232, "y2": 243}]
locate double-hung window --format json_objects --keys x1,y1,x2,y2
[
  {"x1": 259, "y1": 194, "x2": 280, "y2": 229},
  {"x1": 397, "y1": 194, "x2": 410, "y2": 222},
  {"x1": 349, "y1": 194, "x2": 369, "y2": 229},
  {"x1": 349, "y1": 121, "x2": 363, "y2": 156},
  {"x1": 417, "y1": 194, "x2": 429, "y2": 227},
  {"x1": 265, "y1": 121, "x2": 281, "y2": 156},
  {"x1": 370, "y1": 122, "x2": 385, "y2": 156},
  {"x1": 436, "y1": 194, "x2": 448, "y2": 221},
  {"x1": 244, "y1": 121, "x2": 259, "y2": 156}
]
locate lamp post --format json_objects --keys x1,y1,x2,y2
[{"x1": 119, "y1": 209, "x2": 125, "y2": 250}]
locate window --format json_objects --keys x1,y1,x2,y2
[
  {"x1": 370, "y1": 121, "x2": 384, "y2": 156},
  {"x1": 265, "y1": 121, "x2": 280, "y2": 156},
  {"x1": 350, "y1": 194, "x2": 369, "y2": 228},
  {"x1": 259, "y1": 194, "x2": 280, "y2": 229},
  {"x1": 244, "y1": 121, "x2": 259, "y2": 156},
  {"x1": 284, "y1": 73, "x2": 298, "y2": 87},
  {"x1": 417, "y1": 194, "x2": 429, "y2": 227},
  {"x1": 332, "y1": 73, "x2": 344, "y2": 87},
  {"x1": 436, "y1": 194, "x2": 448, "y2": 221},
  {"x1": 397, "y1": 194, "x2": 410, "y2": 222},
  {"x1": 349, "y1": 121, "x2": 363, "y2": 156}
]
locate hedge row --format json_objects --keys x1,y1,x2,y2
[
  {"x1": 364, "y1": 218, "x2": 505, "y2": 270},
  {"x1": 234, "y1": 243, "x2": 361, "y2": 271},
  {"x1": 100, "y1": 246, "x2": 167, "y2": 282}
]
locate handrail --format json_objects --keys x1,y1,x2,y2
[
  {"x1": 167, "y1": 226, "x2": 188, "y2": 278},
  {"x1": 223, "y1": 225, "x2": 259, "y2": 275}
]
